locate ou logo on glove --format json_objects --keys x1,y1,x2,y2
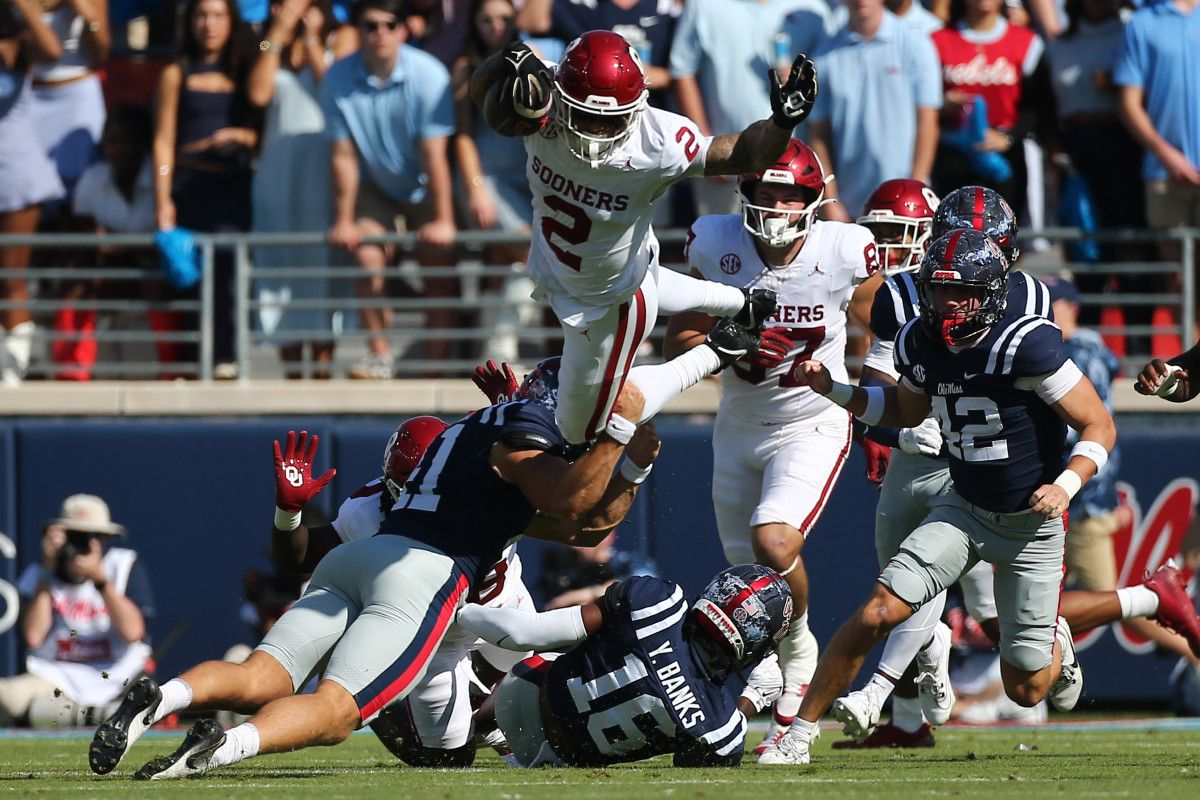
[{"x1": 285, "y1": 465, "x2": 304, "y2": 487}]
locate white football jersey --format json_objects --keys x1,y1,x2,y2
[
  {"x1": 687, "y1": 215, "x2": 878, "y2": 423},
  {"x1": 332, "y1": 478, "x2": 523, "y2": 608},
  {"x1": 525, "y1": 105, "x2": 710, "y2": 322}
]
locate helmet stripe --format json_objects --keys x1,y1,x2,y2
[
  {"x1": 943, "y1": 229, "x2": 965, "y2": 269},
  {"x1": 972, "y1": 187, "x2": 984, "y2": 231},
  {"x1": 722, "y1": 574, "x2": 776, "y2": 616}
]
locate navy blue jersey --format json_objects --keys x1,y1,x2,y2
[
  {"x1": 894, "y1": 307, "x2": 1072, "y2": 513},
  {"x1": 379, "y1": 400, "x2": 566, "y2": 583},
  {"x1": 543, "y1": 577, "x2": 747, "y2": 767},
  {"x1": 870, "y1": 269, "x2": 1053, "y2": 343}
]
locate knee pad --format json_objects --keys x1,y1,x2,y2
[{"x1": 369, "y1": 703, "x2": 477, "y2": 768}]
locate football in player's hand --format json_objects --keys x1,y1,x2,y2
[{"x1": 483, "y1": 75, "x2": 551, "y2": 138}]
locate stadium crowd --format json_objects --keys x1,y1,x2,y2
[{"x1": 0, "y1": 0, "x2": 1197, "y2": 382}]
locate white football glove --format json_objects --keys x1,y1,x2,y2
[
  {"x1": 1156, "y1": 364, "x2": 1185, "y2": 398},
  {"x1": 898, "y1": 416, "x2": 943, "y2": 457},
  {"x1": 740, "y1": 653, "x2": 784, "y2": 713}
]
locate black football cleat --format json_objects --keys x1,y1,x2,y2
[
  {"x1": 133, "y1": 719, "x2": 225, "y2": 781},
  {"x1": 732, "y1": 289, "x2": 779, "y2": 332},
  {"x1": 89, "y1": 676, "x2": 163, "y2": 775},
  {"x1": 705, "y1": 318, "x2": 761, "y2": 372}
]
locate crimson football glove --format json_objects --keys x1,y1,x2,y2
[
  {"x1": 273, "y1": 430, "x2": 336, "y2": 512},
  {"x1": 769, "y1": 54, "x2": 818, "y2": 130},
  {"x1": 854, "y1": 427, "x2": 891, "y2": 488},
  {"x1": 473, "y1": 360, "x2": 520, "y2": 403},
  {"x1": 749, "y1": 327, "x2": 792, "y2": 369}
]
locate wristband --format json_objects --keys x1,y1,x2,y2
[
  {"x1": 603, "y1": 414, "x2": 637, "y2": 446},
  {"x1": 274, "y1": 506, "x2": 302, "y2": 531},
  {"x1": 1052, "y1": 469, "x2": 1083, "y2": 501},
  {"x1": 860, "y1": 386, "x2": 886, "y2": 426},
  {"x1": 619, "y1": 457, "x2": 653, "y2": 485},
  {"x1": 1069, "y1": 440, "x2": 1109, "y2": 474},
  {"x1": 825, "y1": 381, "x2": 854, "y2": 408}
]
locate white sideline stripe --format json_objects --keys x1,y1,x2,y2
[
  {"x1": 630, "y1": 586, "x2": 684, "y2": 620},
  {"x1": 634, "y1": 602, "x2": 686, "y2": 639}
]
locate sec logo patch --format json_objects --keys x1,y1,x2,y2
[
  {"x1": 720, "y1": 253, "x2": 741, "y2": 274},
  {"x1": 913, "y1": 364, "x2": 926, "y2": 383}
]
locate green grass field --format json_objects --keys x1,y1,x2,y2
[{"x1": 3, "y1": 720, "x2": 1199, "y2": 799}]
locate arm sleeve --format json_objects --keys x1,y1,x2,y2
[
  {"x1": 421, "y1": 61, "x2": 456, "y2": 139},
  {"x1": 1014, "y1": 359, "x2": 1083, "y2": 404},
  {"x1": 860, "y1": 372, "x2": 903, "y2": 449},
  {"x1": 910, "y1": 31, "x2": 944, "y2": 110},
  {"x1": 1111, "y1": 19, "x2": 1143, "y2": 88},
  {"x1": 455, "y1": 603, "x2": 588, "y2": 651},
  {"x1": 667, "y1": 2, "x2": 700, "y2": 79}
]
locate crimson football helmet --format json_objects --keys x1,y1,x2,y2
[
  {"x1": 684, "y1": 564, "x2": 793, "y2": 677},
  {"x1": 739, "y1": 140, "x2": 827, "y2": 248},
  {"x1": 917, "y1": 229, "x2": 1009, "y2": 347},
  {"x1": 931, "y1": 185, "x2": 1020, "y2": 266},
  {"x1": 857, "y1": 179, "x2": 940, "y2": 275},
  {"x1": 383, "y1": 416, "x2": 449, "y2": 501},
  {"x1": 553, "y1": 30, "x2": 648, "y2": 167}
]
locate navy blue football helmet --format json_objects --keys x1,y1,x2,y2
[
  {"x1": 684, "y1": 564, "x2": 792, "y2": 678},
  {"x1": 931, "y1": 186, "x2": 1020, "y2": 266},
  {"x1": 918, "y1": 229, "x2": 1010, "y2": 347},
  {"x1": 515, "y1": 356, "x2": 562, "y2": 409}
]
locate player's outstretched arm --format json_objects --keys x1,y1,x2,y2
[
  {"x1": 1030, "y1": 375, "x2": 1117, "y2": 518},
  {"x1": 704, "y1": 54, "x2": 817, "y2": 177},
  {"x1": 456, "y1": 600, "x2": 605, "y2": 651},
  {"x1": 271, "y1": 430, "x2": 339, "y2": 572},
  {"x1": 793, "y1": 359, "x2": 931, "y2": 428}
]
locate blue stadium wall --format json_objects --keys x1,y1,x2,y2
[{"x1": 0, "y1": 415, "x2": 1195, "y2": 704}]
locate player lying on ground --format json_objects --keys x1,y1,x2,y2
[
  {"x1": 758, "y1": 229, "x2": 1117, "y2": 765},
  {"x1": 457, "y1": 565, "x2": 791, "y2": 767}
]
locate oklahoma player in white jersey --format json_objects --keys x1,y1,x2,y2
[
  {"x1": 469, "y1": 30, "x2": 819, "y2": 445},
  {"x1": 664, "y1": 140, "x2": 880, "y2": 759}
]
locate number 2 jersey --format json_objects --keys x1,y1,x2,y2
[
  {"x1": 687, "y1": 215, "x2": 876, "y2": 423},
  {"x1": 543, "y1": 576, "x2": 748, "y2": 767},
  {"x1": 525, "y1": 104, "x2": 709, "y2": 323},
  {"x1": 893, "y1": 303, "x2": 1084, "y2": 513},
  {"x1": 378, "y1": 399, "x2": 567, "y2": 586}
]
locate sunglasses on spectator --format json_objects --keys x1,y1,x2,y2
[{"x1": 360, "y1": 18, "x2": 400, "y2": 32}]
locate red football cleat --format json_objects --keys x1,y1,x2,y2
[
  {"x1": 1144, "y1": 563, "x2": 1200, "y2": 658},
  {"x1": 830, "y1": 723, "x2": 935, "y2": 749}
]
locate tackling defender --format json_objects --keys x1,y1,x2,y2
[
  {"x1": 469, "y1": 30, "x2": 819, "y2": 446},
  {"x1": 664, "y1": 140, "x2": 878, "y2": 755},
  {"x1": 763, "y1": 229, "x2": 1118, "y2": 764},
  {"x1": 457, "y1": 565, "x2": 791, "y2": 767}
]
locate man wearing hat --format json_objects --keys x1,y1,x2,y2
[{"x1": 0, "y1": 494, "x2": 154, "y2": 727}]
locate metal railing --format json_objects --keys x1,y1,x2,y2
[{"x1": 0, "y1": 227, "x2": 1194, "y2": 381}]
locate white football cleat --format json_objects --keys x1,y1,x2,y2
[
  {"x1": 831, "y1": 686, "x2": 884, "y2": 742},
  {"x1": 915, "y1": 622, "x2": 955, "y2": 725},
  {"x1": 754, "y1": 717, "x2": 790, "y2": 756},
  {"x1": 1049, "y1": 616, "x2": 1083, "y2": 711},
  {"x1": 757, "y1": 726, "x2": 811, "y2": 765}
]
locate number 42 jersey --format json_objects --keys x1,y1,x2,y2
[{"x1": 542, "y1": 576, "x2": 749, "y2": 767}]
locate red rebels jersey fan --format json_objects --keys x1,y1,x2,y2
[{"x1": 932, "y1": 17, "x2": 1043, "y2": 132}]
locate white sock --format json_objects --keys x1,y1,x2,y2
[
  {"x1": 865, "y1": 671, "x2": 896, "y2": 702},
  {"x1": 655, "y1": 267, "x2": 745, "y2": 316},
  {"x1": 789, "y1": 717, "x2": 819, "y2": 741},
  {"x1": 153, "y1": 679, "x2": 194, "y2": 724},
  {"x1": 891, "y1": 695, "x2": 925, "y2": 733},
  {"x1": 209, "y1": 722, "x2": 260, "y2": 769},
  {"x1": 627, "y1": 346, "x2": 720, "y2": 421},
  {"x1": 876, "y1": 591, "x2": 947, "y2": 679},
  {"x1": 1117, "y1": 585, "x2": 1160, "y2": 619}
]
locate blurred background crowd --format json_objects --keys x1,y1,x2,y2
[{"x1": 0, "y1": 0, "x2": 1197, "y2": 381}]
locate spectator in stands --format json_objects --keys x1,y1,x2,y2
[
  {"x1": 886, "y1": 0, "x2": 944, "y2": 35},
  {"x1": 1046, "y1": 276, "x2": 1123, "y2": 592},
  {"x1": 59, "y1": 105, "x2": 158, "y2": 380},
  {"x1": 1045, "y1": 0, "x2": 1146, "y2": 323},
  {"x1": 518, "y1": 0, "x2": 680, "y2": 102},
  {"x1": 0, "y1": 494, "x2": 154, "y2": 727},
  {"x1": 0, "y1": 0, "x2": 64, "y2": 385},
  {"x1": 250, "y1": 0, "x2": 337, "y2": 379},
  {"x1": 154, "y1": 0, "x2": 258, "y2": 379},
  {"x1": 29, "y1": 0, "x2": 110, "y2": 214},
  {"x1": 806, "y1": 0, "x2": 942, "y2": 217},
  {"x1": 1114, "y1": 0, "x2": 1200, "y2": 234},
  {"x1": 320, "y1": 0, "x2": 456, "y2": 379},
  {"x1": 671, "y1": 0, "x2": 831, "y2": 216},
  {"x1": 452, "y1": 0, "x2": 537, "y2": 362},
  {"x1": 930, "y1": 0, "x2": 1055, "y2": 221},
  {"x1": 406, "y1": 0, "x2": 474, "y2": 68}
]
